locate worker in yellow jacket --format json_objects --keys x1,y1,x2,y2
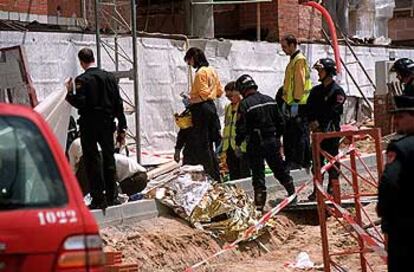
[
  {"x1": 174, "y1": 47, "x2": 223, "y2": 181},
  {"x1": 280, "y1": 34, "x2": 312, "y2": 171},
  {"x1": 221, "y1": 81, "x2": 250, "y2": 180}
]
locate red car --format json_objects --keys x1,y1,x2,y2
[{"x1": 0, "y1": 103, "x2": 104, "y2": 271}]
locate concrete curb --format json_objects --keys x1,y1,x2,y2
[{"x1": 93, "y1": 153, "x2": 381, "y2": 227}]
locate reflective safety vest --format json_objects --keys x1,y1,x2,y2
[
  {"x1": 283, "y1": 52, "x2": 313, "y2": 105},
  {"x1": 222, "y1": 103, "x2": 247, "y2": 153}
]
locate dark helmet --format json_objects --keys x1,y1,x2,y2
[
  {"x1": 235, "y1": 74, "x2": 258, "y2": 94},
  {"x1": 390, "y1": 58, "x2": 414, "y2": 77},
  {"x1": 313, "y1": 58, "x2": 337, "y2": 76}
]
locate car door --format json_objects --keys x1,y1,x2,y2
[{"x1": 0, "y1": 106, "x2": 89, "y2": 272}]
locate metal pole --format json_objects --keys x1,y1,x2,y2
[
  {"x1": 95, "y1": 0, "x2": 101, "y2": 68},
  {"x1": 312, "y1": 133, "x2": 331, "y2": 272},
  {"x1": 114, "y1": 36, "x2": 119, "y2": 72},
  {"x1": 350, "y1": 137, "x2": 368, "y2": 272},
  {"x1": 256, "y1": 2, "x2": 261, "y2": 41},
  {"x1": 131, "y1": 0, "x2": 141, "y2": 163}
]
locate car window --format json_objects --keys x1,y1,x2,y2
[{"x1": 0, "y1": 116, "x2": 67, "y2": 210}]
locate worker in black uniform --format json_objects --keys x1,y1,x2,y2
[
  {"x1": 235, "y1": 74, "x2": 295, "y2": 212},
  {"x1": 65, "y1": 47, "x2": 127, "y2": 209},
  {"x1": 306, "y1": 58, "x2": 346, "y2": 201},
  {"x1": 390, "y1": 58, "x2": 414, "y2": 96},
  {"x1": 377, "y1": 95, "x2": 414, "y2": 272}
]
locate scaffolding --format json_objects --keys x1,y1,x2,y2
[{"x1": 91, "y1": 0, "x2": 141, "y2": 162}]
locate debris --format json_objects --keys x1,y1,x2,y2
[{"x1": 287, "y1": 251, "x2": 314, "y2": 269}]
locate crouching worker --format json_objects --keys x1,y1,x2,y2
[
  {"x1": 306, "y1": 58, "x2": 346, "y2": 201},
  {"x1": 235, "y1": 74, "x2": 295, "y2": 212},
  {"x1": 68, "y1": 138, "x2": 147, "y2": 200}
]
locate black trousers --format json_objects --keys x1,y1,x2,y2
[
  {"x1": 186, "y1": 101, "x2": 221, "y2": 181},
  {"x1": 284, "y1": 116, "x2": 311, "y2": 169},
  {"x1": 247, "y1": 137, "x2": 291, "y2": 193},
  {"x1": 183, "y1": 142, "x2": 220, "y2": 181},
  {"x1": 226, "y1": 147, "x2": 250, "y2": 181},
  {"x1": 319, "y1": 137, "x2": 340, "y2": 180},
  {"x1": 387, "y1": 229, "x2": 412, "y2": 272},
  {"x1": 79, "y1": 117, "x2": 117, "y2": 204}
]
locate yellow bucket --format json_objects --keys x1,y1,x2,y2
[{"x1": 174, "y1": 110, "x2": 193, "y2": 129}]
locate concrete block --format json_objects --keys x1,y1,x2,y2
[
  {"x1": 92, "y1": 204, "x2": 123, "y2": 227},
  {"x1": 121, "y1": 199, "x2": 159, "y2": 222}
]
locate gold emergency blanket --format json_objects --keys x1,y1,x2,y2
[{"x1": 145, "y1": 165, "x2": 263, "y2": 242}]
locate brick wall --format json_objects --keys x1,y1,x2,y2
[
  {"x1": 239, "y1": 1, "x2": 278, "y2": 41},
  {"x1": 277, "y1": 0, "x2": 322, "y2": 41},
  {"x1": 48, "y1": 0, "x2": 81, "y2": 18},
  {"x1": 0, "y1": 0, "x2": 48, "y2": 15},
  {"x1": 389, "y1": 17, "x2": 414, "y2": 42},
  {"x1": 0, "y1": 0, "x2": 323, "y2": 41},
  {"x1": 374, "y1": 94, "x2": 394, "y2": 136}
]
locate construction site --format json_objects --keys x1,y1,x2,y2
[{"x1": 0, "y1": 0, "x2": 413, "y2": 271}]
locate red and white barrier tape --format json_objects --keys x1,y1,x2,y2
[
  {"x1": 314, "y1": 143, "x2": 387, "y2": 263},
  {"x1": 185, "y1": 181, "x2": 311, "y2": 271},
  {"x1": 314, "y1": 182, "x2": 387, "y2": 263},
  {"x1": 186, "y1": 143, "x2": 385, "y2": 271}
]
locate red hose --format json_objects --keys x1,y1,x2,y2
[{"x1": 302, "y1": 1, "x2": 342, "y2": 74}]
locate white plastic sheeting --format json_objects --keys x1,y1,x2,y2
[
  {"x1": 33, "y1": 89, "x2": 71, "y2": 150},
  {"x1": 2, "y1": 31, "x2": 414, "y2": 164}
]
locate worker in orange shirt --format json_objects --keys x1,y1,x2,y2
[{"x1": 174, "y1": 47, "x2": 223, "y2": 181}]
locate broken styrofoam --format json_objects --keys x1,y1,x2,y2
[{"x1": 288, "y1": 252, "x2": 314, "y2": 269}]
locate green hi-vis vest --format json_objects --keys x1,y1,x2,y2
[
  {"x1": 222, "y1": 103, "x2": 247, "y2": 153},
  {"x1": 283, "y1": 52, "x2": 313, "y2": 105}
]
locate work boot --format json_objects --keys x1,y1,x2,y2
[
  {"x1": 88, "y1": 198, "x2": 108, "y2": 210},
  {"x1": 307, "y1": 190, "x2": 316, "y2": 202},
  {"x1": 283, "y1": 180, "x2": 297, "y2": 204},
  {"x1": 254, "y1": 191, "x2": 267, "y2": 212}
]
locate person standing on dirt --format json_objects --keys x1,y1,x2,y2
[
  {"x1": 221, "y1": 81, "x2": 250, "y2": 181},
  {"x1": 377, "y1": 95, "x2": 414, "y2": 272},
  {"x1": 65, "y1": 47, "x2": 127, "y2": 209},
  {"x1": 174, "y1": 47, "x2": 223, "y2": 181},
  {"x1": 306, "y1": 58, "x2": 346, "y2": 201},
  {"x1": 389, "y1": 58, "x2": 414, "y2": 96},
  {"x1": 235, "y1": 74, "x2": 295, "y2": 212},
  {"x1": 280, "y1": 34, "x2": 312, "y2": 171}
]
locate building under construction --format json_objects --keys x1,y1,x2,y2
[{"x1": 0, "y1": 0, "x2": 413, "y2": 271}]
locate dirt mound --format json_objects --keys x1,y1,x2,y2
[{"x1": 101, "y1": 215, "x2": 296, "y2": 271}]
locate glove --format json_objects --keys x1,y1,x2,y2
[
  {"x1": 290, "y1": 103, "x2": 299, "y2": 118},
  {"x1": 174, "y1": 149, "x2": 181, "y2": 163},
  {"x1": 234, "y1": 146, "x2": 243, "y2": 158}
]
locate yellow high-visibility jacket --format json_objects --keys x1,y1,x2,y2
[
  {"x1": 222, "y1": 103, "x2": 247, "y2": 153},
  {"x1": 190, "y1": 66, "x2": 223, "y2": 101},
  {"x1": 283, "y1": 51, "x2": 312, "y2": 105}
]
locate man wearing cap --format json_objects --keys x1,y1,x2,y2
[
  {"x1": 377, "y1": 95, "x2": 414, "y2": 272},
  {"x1": 306, "y1": 58, "x2": 346, "y2": 201},
  {"x1": 235, "y1": 74, "x2": 295, "y2": 212},
  {"x1": 390, "y1": 58, "x2": 414, "y2": 96}
]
